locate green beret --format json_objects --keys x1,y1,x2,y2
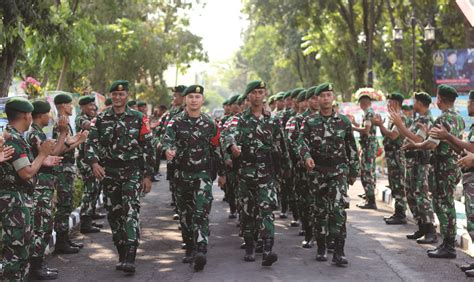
[
  {"x1": 171, "y1": 85, "x2": 187, "y2": 93},
  {"x1": 222, "y1": 99, "x2": 229, "y2": 106},
  {"x1": 78, "y1": 95, "x2": 95, "y2": 106},
  {"x1": 315, "y1": 82, "x2": 334, "y2": 96},
  {"x1": 437, "y1": 84, "x2": 458, "y2": 99},
  {"x1": 267, "y1": 95, "x2": 276, "y2": 104},
  {"x1": 183, "y1": 85, "x2": 204, "y2": 96},
  {"x1": 244, "y1": 80, "x2": 266, "y2": 97},
  {"x1": 127, "y1": 100, "x2": 137, "y2": 107},
  {"x1": 297, "y1": 90, "x2": 307, "y2": 102},
  {"x1": 137, "y1": 101, "x2": 147, "y2": 107},
  {"x1": 283, "y1": 91, "x2": 292, "y2": 99},
  {"x1": 54, "y1": 93, "x2": 73, "y2": 105},
  {"x1": 414, "y1": 91, "x2": 432, "y2": 104},
  {"x1": 470, "y1": 90, "x2": 474, "y2": 101},
  {"x1": 32, "y1": 100, "x2": 51, "y2": 114},
  {"x1": 274, "y1": 92, "x2": 285, "y2": 101},
  {"x1": 6, "y1": 97, "x2": 34, "y2": 113},
  {"x1": 387, "y1": 92, "x2": 404, "y2": 104},
  {"x1": 228, "y1": 94, "x2": 240, "y2": 105},
  {"x1": 109, "y1": 80, "x2": 129, "y2": 93},
  {"x1": 237, "y1": 94, "x2": 246, "y2": 104},
  {"x1": 305, "y1": 86, "x2": 318, "y2": 100},
  {"x1": 105, "y1": 98, "x2": 112, "y2": 106},
  {"x1": 291, "y1": 88, "x2": 305, "y2": 99}
]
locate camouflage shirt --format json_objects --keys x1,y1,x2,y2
[
  {"x1": 52, "y1": 118, "x2": 74, "y2": 167},
  {"x1": 360, "y1": 107, "x2": 377, "y2": 143},
  {"x1": 75, "y1": 112, "x2": 93, "y2": 161},
  {"x1": 85, "y1": 106, "x2": 155, "y2": 177},
  {"x1": 286, "y1": 109, "x2": 312, "y2": 163},
  {"x1": 161, "y1": 111, "x2": 224, "y2": 177},
  {"x1": 298, "y1": 111, "x2": 360, "y2": 178},
  {"x1": 427, "y1": 107, "x2": 465, "y2": 158},
  {"x1": 383, "y1": 112, "x2": 412, "y2": 150},
  {"x1": 26, "y1": 123, "x2": 53, "y2": 174},
  {"x1": 0, "y1": 125, "x2": 36, "y2": 194},
  {"x1": 153, "y1": 105, "x2": 184, "y2": 143}
]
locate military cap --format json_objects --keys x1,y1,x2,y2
[
  {"x1": 414, "y1": 91, "x2": 432, "y2": 104},
  {"x1": 32, "y1": 100, "x2": 51, "y2": 114},
  {"x1": 137, "y1": 101, "x2": 147, "y2": 107},
  {"x1": 109, "y1": 80, "x2": 129, "y2": 93},
  {"x1": 297, "y1": 90, "x2": 307, "y2": 102},
  {"x1": 222, "y1": 99, "x2": 229, "y2": 106},
  {"x1": 290, "y1": 88, "x2": 305, "y2": 99},
  {"x1": 127, "y1": 100, "x2": 137, "y2": 107},
  {"x1": 183, "y1": 85, "x2": 204, "y2": 96},
  {"x1": 315, "y1": 82, "x2": 334, "y2": 96},
  {"x1": 305, "y1": 86, "x2": 318, "y2": 99},
  {"x1": 387, "y1": 92, "x2": 404, "y2": 104},
  {"x1": 237, "y1": 94, "x2": 246, "y2": 104},
  {"x1": 6, "y1": 97, "x2": 34, "y2": 113},
  {"x1": 105, "y1": 98, "x2": 112, "y2": 106},
  {"x1": 469, "y1": 90, "x2": 474, "y2": 101},
  {"x1": 78, "y1": 95, "x2": 95, "y2": 106},
  {"x1": 437, "y1": 84, "x2": 458, "y2": 99},
  {"x1": 401, "y1": 105, "x2": 411, "y2": 111},
  {"x1": 54, "y1": 93, "x2": 73, "y2": 105},
  {"x1": 267, "y1": 95, "x2": 276, "y2": 104},
  {"x1": 274, "y1": 92, "x2": 285, "y2": 101},
  {"x1": 244, "y1": 80, "x2": 266, "y2": 97},
  {"x1": 283, "y1": 91, "x2": 292, "y2": 99},
  {"x1": 228, "y1": 94, "x2": 240, "y2": 105},
  {"x1": 171, "y1": 85, "x2": 187, "y2": 93}
]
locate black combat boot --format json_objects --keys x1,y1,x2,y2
[
  {"x1": 332, "y1": 237, "x2": 348, "y2": 266},
  {"x1": 460, "y1": 262, "x2": 474, "y2": 272},
  {"x1": 262, "y1": 238, "x2": 278, "y2": 266},
  {"x1": 115, "y1": 244, "x2": 126, "y2": 270},
  {"x1": 406, "y1": 221, "x2": 425, "y2": 239},
  {"x1": 80, "y1": 216, "x2": 101, "y2": 234},
  {"x1": 356, "y1": 197, "x2": 377, "y2": 209},
  {"x1": 466, "y1": 269, "x2": 474, "y2": 277},
  {"x1": 315, "y1": 237, "x2": 327, "y2": 262},
  {"x1": 122, "y1": 245, "x2": 137, "y2": 273},
  {"x1": 182, "y1": 246, "x2": 196, "y2": 264},
  {"x1": 427, "y1": 238, "x2": 456, "y2": 259},
  {"x1": 416, "y1": 223, "x2": 438, "y2": 244},
  {"x1": 54, "y1": 232, "x2": 80, "y2": 254},
  {"x1": 30, "y1": 257, "x2": 58, "y2": 280},
  {"x1": 92, "y1": 222, "x2": 104, "y2": 228},
  {"x1": 290, "y1": 220, "x2": 300, "y2": 227},
  {"x1": 243, "y1": 237, "x2": 255, "y2": 262},
  {"x1": 194, "y1": 243, "x2": 207, "y2": 271},
  {"x1": 385, "y1": 206, "x2": 407, "y2": 225},
  {"x1": 302, "y1": 226, "x2": 313, "y2": 249},
  {"x1": 327, "y1": 235, "x2": 335, "y2": 253},
  {"x1": 173, "y1": 213, "x2": 180, "y2": 220},
  {"x1": 91, "y1": 212, "x2": 106, "y2": 220}
]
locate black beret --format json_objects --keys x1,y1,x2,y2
[
  {"x1": 414, "y1": 91, "x2": 432, "y2": 104},
  {"x1": 78, "y1": 95, "x2": 95, "y2": 106},
  {"x1": 109, "y1": 80, "x2": 129, "y2": 93},
  {"x1": 54, "y1": 93, "x2": 73, "y2": 105},
  {"x1": 437, "y1": 84, "x2": 458, "y2": 99},
  {"x1": 105, "y1": 98, "x2": 112, "y2": 106},
  {"x1": 315, "y1": 82, "x2": 334, "y2": 96},
  {"x1": 387, "y1": 92, "x2": 404, "y2": 104},
  {"x1": 291, "y1": 88, "x2": 305, "y2": 99},
  {"x1": 183, "y1": 85, "x2": 204, "y2": 96},
  {"x1": 32, "y1": 100, "x2": 51, "y2": 114},
  {"x1": 171, "y1": 85, "x2": 187, "y2": 93},
  {"x1": 137, "y1": 101, "x2": 147, "y2": 107},
  {"x1": 6, "y1": 98, "x2": 34, "y2": 113},
  {"x1": 469, "y1": 90, "x2": 474, "y2": 101},
  {"x1": 297, "y1": 90, "x2": 307, "y2": 102},
  {"x1": 127, "y1": 100, "x2": 137, "y2": 107},
  {"x1": 244, "y1": 80, "x2": 266, "y2": 98}
]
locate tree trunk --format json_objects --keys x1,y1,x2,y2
[
  {"x1": 56, "y1": 56, "x2": 70, "y2": 91},
  {"x1": 0, "y1": 36, "x2": 22, "y2": 97}
]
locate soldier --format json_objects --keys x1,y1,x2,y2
[
  {"x1": 372, "y1": 93, "x2": 410, "y2": 224},
  {"x1": 162, "y1": 85, "x2": 225, "y2": 271},
  {"x1": 127, "y1": 100, "x2": 138, "y2": 111},
  {"x1": 402, "y1": 105, "x2": 414, "y2": 119},
  {"x1": 0, "y1": 98, "x2": 57, "y2": 281},
  {"x1": 86, "y1": 80, "x2": 155, "y2": 273},
  {"x1": 137, "y1": 101, "x2": 148, "y2": 116},
  {"x1": 76, "y1": 95, "x2": 104, "y2": 234},
  {"x1": 53, "y1": 93, "x2": 89, "y2": 254},
  {"x1": 274, "y1": 92, "x2": 285, "y2": 113},
  {"x1": 350, "y1": 93, "x2": 378, "y2": 209},
  {"x1": 403, "y1": 84, "x2": 464, "y2": 259},
  {"x1": 298, "y1": 83, "x2": 359, "y2": 266},
  {"x1": 225, "y1": 80, "x2": 290, "y2": 266},
  {"x1": 388, "y1": 92, "x2": 437, "y2": 244}
]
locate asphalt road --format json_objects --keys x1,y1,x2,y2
[{"x1": 47, "y1": 174, "x2": 473, "y2": 281}]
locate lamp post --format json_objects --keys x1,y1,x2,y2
[{"x1": 393, "y1": 18, "x2": 435, "y2": 92}]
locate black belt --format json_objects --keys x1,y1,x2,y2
[
  {"x1": 101, "y1": 159, "x2": 139, "y2": 168},
  {"x1": 176, "y1": 162, "x2": 210, "y2": 173},
  {"x1": 312, "y1": 155, "x2": 345, "y2": 167}
]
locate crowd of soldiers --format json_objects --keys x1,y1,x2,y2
[{"x1": 2, "y1": 77, "x2": 474, "y2": 280}]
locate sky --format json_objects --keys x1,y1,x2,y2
[{"x1": 164, "y1": 0, "x2": 248, "y2": 86}]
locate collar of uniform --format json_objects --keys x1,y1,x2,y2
[
  {"x1": 6, "y1": 124, "x2": 21, "y2": 137},
  {"x1": 183, "y1": 110, "x2": 203, "y2": 121},
  {"x1": 105, "y1": 106, "x2": 134, "y2": 117},
  {"x1": 443, "y1": 106, "x2": 456, "y2": 114},
  {"x1": 243, "y1": 108, "x2": 270, "y2": 118},
  {"x1": 31, "y1": 123, "x2": 42, "y2": 132}
]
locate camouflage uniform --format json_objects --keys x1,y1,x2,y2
[
  {"x1": 0, "y1": 125, "x2": 34, "y2": 280},
  {"x1": 428, "y1": 107, "x2": 464, "y2": 241},
  {"x1": 161, "y1": 111, "x2": 223, "y2": 253},
  {"x1": 220, "y1": 115, "x2": 238, "y2": 216},
  {"x1": 85, "y1": 106, "x2": 155, "y2": 248},
  {"x1": 76, "y1": 113, "x2": 100, "y2": 220},
  {"x1": 383, "y1": 113, "x2": 412, "y2": 217},
  {"x1": 26, "y1": 124, "x2": 56, "y2": 260},
  {"x1": 463, "y1": 125, "x2": 474, "y2": 239},
  {"x1": 359, "y1": 108, "x2": 378, "y2": 200},
  {"x1": 298, "y1": 111, "x2": 359, "y2": 258}
]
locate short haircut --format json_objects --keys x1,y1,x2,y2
[{"x1": 6, "y1": 108, "x2": 22, "y2": 121}]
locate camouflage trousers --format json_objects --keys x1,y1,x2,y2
[
  {"x1": 78, "y1": 161, "x2": 100, "y2": 218},
  {"x1": 385, "y1": 150, "x2": 407, "y2": 214},
  {"x1": 101, "y1": 167, "x2": 141, "y2": 247},
  {"x1": 309, "y1": 172, "x2": 349, "y2": 240},
  {"x1": 225, "y1": 171, "x2": 238, "y2": 214},
  {"x1": 31, "y1": 173, "x2": 55, "y2": 259},
  {"x1": 405, "y1": 160, "x2": 434, "y2": 224},
  {"x1": 463, "y1": 171, "x2": 474, "y2": 239},
  {"x1": 239, "y1": 175, "x2": 278, "y2": 241},
  {"x1": 279, "y1": 175, "x2": 292, "y2": 214},
  {"x1": 360, "y1": 141, "x2": 377, "y2": 198},
  {"x1": 0, "y1": 191, "x2": 33, "y2": 281},
  {"x1": 294, "y1": 165, "x2": 312, "y2": 234},
  {"x1": 175, "y1": 171, "x2": 213, "y2": 248},
  {"x1": 432, "y1": 159, "x2": 461, "y2": 239},
  {"x1": 54, "y1": 167, "x2": 75, "y2": 234}
]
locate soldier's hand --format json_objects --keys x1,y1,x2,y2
[
  {"x1": 38, "y1": 139, "x2": 56, "y2": 156},
  {"x1": 429, "y1": 124, "x2": 449, "y2": 140},
  {"x1": 372, "y1": 114, "x2": 383, "y2": 126},
  {"x1": 165, "y1": 149, "x2": 176, "y2": 161},
  {"x1": 417, "y1": 122, "x2": 430, "y2": 136},
  {"x1": 230, "y1": 145, "x2": 241, "y2": 158},
  {"x1": 79, "y1": 130, "x2": 89, "y2": 143},
  {"x1": 225, "y1": 159, "x2": 233, "y2": 168},
  {"x1": 388, "y1": 108, "x2": 402, "y2": 126},
  {"x1": 92, "y1": 163, "x2": 106, "y2": 180},
  {"x1": 57, "y1": 116, "x2": 69, "y2": 133},
  {"x1": 218, "y1": 175, "x2": 226, "y2": 187},
  {"x1": 348, "y1": 176, "x2": 356, "y2": 185},
  {"x1": 0, "y1": 145, "x2": 14, "y2": 162},
  {"x1": 458, "y1": 149, "x2": 474, "y2": 169},
  {"x1": 305, "y1": 158, "x2": 315, "y2": 171},
  {"x1": 43, "y1": 156, "x2": 63, "y2": 167},
  {"x1": 401, "y1": 139, "x2": 416, "y2": 151},
  {"x1": 81, "y1": 120, "x2": 91, "y2": 130},
  {"x1": 141, "y1": 177, "x2": 152, "y2": 194}
]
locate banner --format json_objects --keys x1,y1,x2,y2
[{"x1": 433, "y1": 48, "x2": 474, "y2": 93}]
